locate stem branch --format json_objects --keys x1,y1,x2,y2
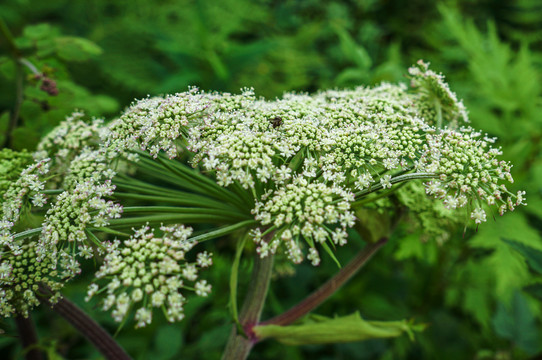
[
  {"x1": 38, "y1": 287, "x2": 131, "y2": 360},
  {"x1": 261, "y1": 237, "x2": 387, "y2": 327}
]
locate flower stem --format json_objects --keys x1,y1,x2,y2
[
  {"x1": 14, "y1": 314, "x2": 43, "y2": 360},
  {"x1": 221, "y1": 253, "x2": 274, "y2": 360},
  {"x1": 353, "y1": 172, "x2": 437, "y2": 199},
  {"x1": 260, "y1": 237, "x2": 387, "y2": 327},
  {"x1": 38, "y1": 287, "x2": 131, "y2": 360}
]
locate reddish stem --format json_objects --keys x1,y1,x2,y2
[
  {"x1": 260, "y1": 238, "x2": 387, "y2": 327},
  {"x1": 14, "y1": 314, "x2": 44, "y2": 360},
  {"x1": 38, "y1": 287, "x2": 132, "y2": 360}
]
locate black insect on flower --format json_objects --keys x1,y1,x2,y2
[{"x1": 269, "y1": 116, "x2": 283, "y2": 129}]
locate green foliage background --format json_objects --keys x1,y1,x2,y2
[{"x1": 1, "y1": 0, "x2": 542, "y2": 359}]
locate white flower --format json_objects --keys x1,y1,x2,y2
[
  {"x1": 195, "y1": 280, "x2": 212, "y2": 297},
  {"x1": 380, "y1": 175, "x2": 392, "y2": 189},
  {"x1": 470, "y1": 208, "x2": 487, "y2": 224}
]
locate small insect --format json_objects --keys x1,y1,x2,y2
[{"x1": 269, "y1": 116, "x2": 283, "y2": 129}]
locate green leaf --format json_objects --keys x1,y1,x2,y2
[
  {"x1": 320, "y1": 241, "x2": 341, "y2": 268},
  {"x1": 503, "y1": 238, "x2": 542, "y2": 274},
  {"x1": 43, "y1": 340, "x2": 63, "y2": 360},
  {"x1": 354, "y1": 207, "x2": 391, "y2": 244},
  {"x1": 55, "y1": 36, "x2": 102, "y2": 62},
  {"x1": 524, "y1": 283, "x2": 542, "y2": 301},
  {"x1": 468, "y1": 212, "x2": 542, "y2": 299},
  {"x1": 253, "y1": 312, "x2": 425, "y2": 345},
  {"x1": 394, "y1": 233, "x2": 438, "y2": 264},
  {"x1": 153, "y1": 325, "x2": 183, "y2": 360},
  {"x1": 11, "y1": 126, "x2": 41, "y2": 151},
  {"x1": 35, "y1": 37, "x2": 56, "y2": 57},
  {"x1": 107, "y1": 213, "x2": 237, "y2": 227},
  {"x1": 22, "y1": 23, "x2": 53, "y2": 40},
  {"x1": 335, "y1": 68, "x2": 367, "y2": 85},
  {"x1": 492, "y1": 291, "x2": 540, "y2": 355},
  {"x1": 333, "y1": 25, "x2": 372, "y2": 70},
  {"x1": 13, "y1": 227, "x2": 42, "y2": 241}
]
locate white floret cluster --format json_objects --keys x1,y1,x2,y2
[
  {"x1": 34, "y1": 111, "x2": 103, "y2": 187},
  {"x1": 252, "y1": 178, "x2": 353, "y2": 265},
  {"x1": 37, "y1": 148, "x2": 122, "y2": 263},
  {"x1": 1, "y1": 159, "x2": 50, "y2": 255},
  {"x1": 86, "y1": 224, "x2": 212, "y2": 328},
  {"x1": 0, "y1": 242, "x2": 63, "y2": 318},
  {"x1": 418, "y1": 128, "x2": 526, "y2": 223},
  {"x1": 104, "y1": 87, "x2": 209, "y2": 159},
  {"x1": 408, "y1": 60, "x2": 468, "y2": 128}
]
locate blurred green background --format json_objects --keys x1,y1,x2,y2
[{"x1": 1, "y1": 0, "x2": 542, "y2": 359}]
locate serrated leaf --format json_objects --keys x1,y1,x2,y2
[
  {"x1": 468, "y1": 213, "x2": 542, "y2": 299},
  {"x1": 394, "y1": 233, "x2": 438, "y2": 264},
  {"x1": 333, "y1": 25, "x2": 372, "y2": 70},
  {"x1": 253, "y1": 312, "x2": 425, "y2": 345},
  {"x1": 444, "y1": 259, "x2": 496, "y2": 328},
  {"x1": 492, "y1": 291, "x2": 540, "y2": 355},
  {"x1": 503, "y1": 238, "x2": 542, "y2": 274},
  {"x1": 55, "y1": 37, "x2": 102, "y2": 62}
]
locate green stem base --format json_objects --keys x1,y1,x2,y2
[{"x1": 221, "y1": 254, "x2": 274, "y2": 360}]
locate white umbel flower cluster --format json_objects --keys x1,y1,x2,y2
[
  {"x1": 101, "y1": 62, "x2": 524, "y2": 266},
  {"x1": 86, "y1": 224, "x2": 212, "y2": 328}
]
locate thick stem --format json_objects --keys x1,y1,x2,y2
[
  {"x1": 14, "y1": 314, "x2": 44, "y2": 360},
  {"x1": 221, "y1": 253, "x2": 274, "y2": 360},
  {"x1": 260, "y1": 237, "x2": 387, "y2": 327},
  {"x1": 38, "y1": 288, "x2": 132, "y2": 360}
]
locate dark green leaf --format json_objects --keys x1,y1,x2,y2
[
  {"x1": 524, "y1": 283, "x2": 542, "y2": 301},
  {"x1": 503, "y1": 238, "x2": 542, "y2": 274},
  {"x1": 492, "y1": 291, "x2": 540, "y2": 355}
]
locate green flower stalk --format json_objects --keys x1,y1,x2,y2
[{"x1": 0, "y1": 62, "x2": 526, "y2": 356}]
